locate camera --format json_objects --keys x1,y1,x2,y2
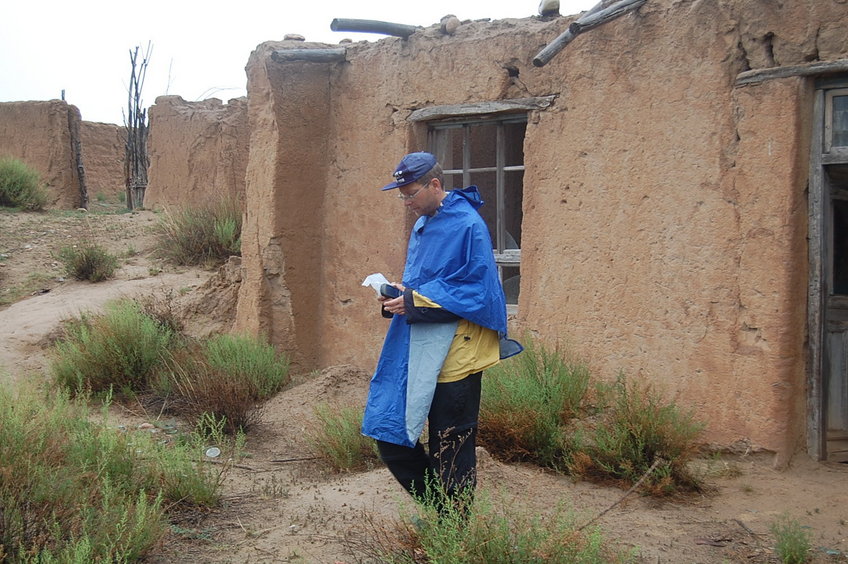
[{"x1": 380, "y1": 284, "x2": 402, "y2": 299}]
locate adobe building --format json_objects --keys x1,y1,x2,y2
[
  {"x1": 0, "y1": 100, "x2": 87, "y2": 208},
  {"x1": 145, "y1": 95, "x2": 248, "y2": 211},
  {"x1": 231, "y1": 0, "x2": 847, "y2": 465}
]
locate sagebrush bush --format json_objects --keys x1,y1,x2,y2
[
  {"x1": 309, "y1": 403, "x2": 380, "y2": 472},
  {"x1": 154, "y1": 347, "x2": 259, "y2": 434},
  {"x1": 203, "y1": 333, "x2": 290, "y2": 399},
  {"x1": 153, "y1": 335, "x2": 289, "y2": 433},
  {"x1": 0, "y1": 384, "x2": 222, "y2": 562},
  {"x1": 0, "y1": 156, "x2": 48, "y2": 210},
  {"x1": 52, "y1": 299, "x2": 173, "y2": 395},
  {"x1": 479, "y1": 337, "x2": 591, "y2": 468},
  {"x1": 57, "y1": 242, "x2": 119, "y2": 281},
  {"x1": 154, "y1": 198, "x2": 242, "y2": 266},
  {"x1": 480, "y1": 337, "x2": 706, "y2": 496},
  {"x1": 366, "y1": 488, "x2": 634, "y2": 564},
  {"x1": 568, "y1": 377, "x2": 705, "y2": 495}
]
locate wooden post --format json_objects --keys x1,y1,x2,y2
[
  {"x1": 533, "y1": 0, "x2": 646, "y2": 67},
  {"x1": 271, "y1": 48, "x2": 347, "y2": 64},
  {"x1": 330, "y1": 18, "x2": 420, "y2": 38}
]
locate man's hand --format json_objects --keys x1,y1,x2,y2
[{"x1": 379, "y1": 284, "x2": 406, "y2": 316}]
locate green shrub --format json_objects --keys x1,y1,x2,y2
[
  {"x1": 0, "y1": 384, "x2": 223, "y2": 562},
  {"x1": 153, "y1": 335, "x2": 288, "y2": 434},
  {"x1": 203, "y1": 333, "x2": 289, "y2": 399},
  {"x1": 57, "y1": 242, "x2": 119, "y2": 281},
  {"x1": 154, "y1": 347, "x2": 260, "y2": 434},
  {"x1": 771, "y1": 514, "x2": 812, "y2": 564},
  {"x1": 308, "y1": 403, "x2": 380, "y2": 472},
  {"x1": 154, "y1": 198, "x2": 242, "y2": 266},
  {"x1": 480, "y1": 338, "x2": 705, "y2": 496},
  {"x1": 569, "y1": 377, "x2": 705, "y2": 495},
  {"x1": 479, "y1": 337, "x2": 591, "y2": 468},
  {"x1": 0, "y1": 156, "x2": 48, "y2": 210},
  {"x1": 369, "y1": 489, "x2": 634, "y2": 564},
  {"x1": 51, "y1": 300, "x2": 173, "y2": 396}
]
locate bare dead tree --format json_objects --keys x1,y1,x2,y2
[{"x1": 124, "y1": 43, "x2": 151, "y2": 210}]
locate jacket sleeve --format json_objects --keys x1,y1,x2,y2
[{"x1": 404, "y1": 288, "x2": 461, "y2": 324}]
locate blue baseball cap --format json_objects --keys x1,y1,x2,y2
[{"x1": 381, "y1": 152, "x2": 437, "y2": 191}]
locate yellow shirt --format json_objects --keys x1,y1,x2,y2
[{"x1": 412, "y1": 291, "x2": 501, "y2": 383}]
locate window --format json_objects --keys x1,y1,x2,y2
[{"x1": 428, "y1": 116, "x2": 526, "y2": 308}]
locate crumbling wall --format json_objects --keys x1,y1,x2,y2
[
  {"x1": 145, "y1": 95, "x2": 248, "y2": 210},
  {"x1": 0, "y1": 100, "x2": 84, "y2": 208},
  {"x1": 237, "y1": 0, "x2": 848, "y2": 461},
  {"x1": 79, "y1": 121, "x2": 126, "y2": 203}
]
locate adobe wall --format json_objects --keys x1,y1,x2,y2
[
  {"x1": 79, "y1": 121, "x2": 126, "y2": 202},
  {"x1": 145, "y1": 95, "x2": 248, "y2": 210},
  {"x1": 0, "y1": 100, "x2": 84, "y2": 208},
  {"x1": 236, "y1": 0, "x2": 848, "y2": 460}
]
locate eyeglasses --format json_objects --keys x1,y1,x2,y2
[{"x1": 397, "y1": 180, "x2": 431, "y2": 201}]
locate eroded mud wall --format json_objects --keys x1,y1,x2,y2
[
  {"x1": 0, "y1": 100, "x2": 84, "y2": 208},
  {"x1": 79, "y1": 121, "x2": 125, "y2": 202},
  {"x1": 145, "y1": 95, "x2": 248, "y2": 210},
  {"x1": 237, "y1": 0, "x2": 848, "y2": 460}
]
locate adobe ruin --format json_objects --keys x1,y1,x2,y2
[{"x1": 232, "y1": 0, "x2": 848, "y2": 464}]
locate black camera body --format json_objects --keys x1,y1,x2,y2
[{"x1": 380, "y1": 284, "x2": 402, "y2": 299}]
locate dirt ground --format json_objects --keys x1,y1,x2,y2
[{"x1": 0, "y1": 208, "x2": 846, "y2": 564}]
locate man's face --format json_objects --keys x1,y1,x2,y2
[{"x1": 398, "y1": 179, "x2": 441, "y2": 216}]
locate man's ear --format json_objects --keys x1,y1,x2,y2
[{"x1": 430, "y1": 178, "x2": 444, "y2": 191}]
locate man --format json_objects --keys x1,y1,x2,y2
[{"x1": 362, "y1": 151, "x2": 518, "y2": 515}]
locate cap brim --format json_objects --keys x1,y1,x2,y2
[{"x1": 381, "y1": 179, "x2": 415, "y2": 191}]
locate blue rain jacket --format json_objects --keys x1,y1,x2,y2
[{"x1": 362, "y1": 187, "x2": 508, "y2": 447}]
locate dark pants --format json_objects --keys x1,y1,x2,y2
[{"x1": 377, "y1": 372, "x2": 482, "y2": 513}]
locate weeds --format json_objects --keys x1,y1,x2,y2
[
  {"x1": 479, "y1": 336, "x2": 705, "y2": 495},
  {"x1": 203, "y1": 333, "x2": 290, "y2": 399},
  {"x1": 361, "y1": 488, "x2": 635, "y2": 564},
  {"x1": 153, "y1": 198, "x2": 242, "y2": 266},
  {"x1": 479, "y1": 337, "x2": 590, "y2": 468},
  {"x1": 0, "y1": 384, "x2": 223, "y2": 561},
  {"x1": 57, "y1": 242, "x2": 119, "y2": 281},
  {"x1": 0, "y1": 156, "x2": 48, "y2": 210},
  {"x1": 51, "y1": 299, "x2": 173, "y2": 396},
  {"x1": 156, "y1": 346, "x2": 265, "y2": 433},
  {"x1": 771, "y1": 514, "x2": 812, "y2": 564},
  {"x1": 569, "y1": 377, "x2": 705, "y2": 495},
  {"x1": 309, "y1": 403, "x2": 380, "y2": 472},
  {"x1": 153, "y1": 335, "x2": 290, "y2": 433}
]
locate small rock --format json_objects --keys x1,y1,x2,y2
[
  {"x1": 284, "y1": 34, "x2": 306, "y2": 41},
  {"x1": 138, "y1": 422, "x2": 155, "y2": 430},
  {"x1": 440, "y1": 15, "x2": 460, "y2": 35}
]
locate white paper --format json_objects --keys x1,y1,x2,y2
[{"x1": 362, "y1": 273, "x2": 391, "y2": 296}]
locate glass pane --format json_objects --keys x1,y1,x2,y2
[
  {"x1": 504, "y1": 121, "x2": 527, "y2": 167},
  {"x1": 431, "y1": 127, "x2": 464, "y2": 171},
  {"x1": 504, "y1": 170, "x2": 523, "y2": 248},
  {"x1": 443, "y1": 172, "x2": 461, "y2": 191},
  {"x1": 469, "y1": 123, "x2": 497, "y2": 168},
  {"x1": 469, "y1": 171, "x2": 497, "y2": 246},
  {"x1": 834, "y1": 95, "x2": 848, "y2": 148},
  {"x1": 501, "y1": 265, "x2": 520, "y2": 305}
]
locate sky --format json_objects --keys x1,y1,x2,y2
[{"x1": 0, "y1": 0, "x2": 596, "y2": 125}]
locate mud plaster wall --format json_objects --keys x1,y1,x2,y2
[
  {"x1": 0, "y1": 100, "x2": 84, "y2": 208},
  {"x1": 79, "y1": 121, "x2": 125, "y2": 200},
  {"x1": 237, "y1": 0, "x2": 848, "y2": 459},
  {"x1": 145, "y1": 95, "x2": 248, "y2": 211}
]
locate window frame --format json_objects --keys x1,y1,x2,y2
[{"x1": 427, "y1": 114, "x2": 526, "y2": 311}]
